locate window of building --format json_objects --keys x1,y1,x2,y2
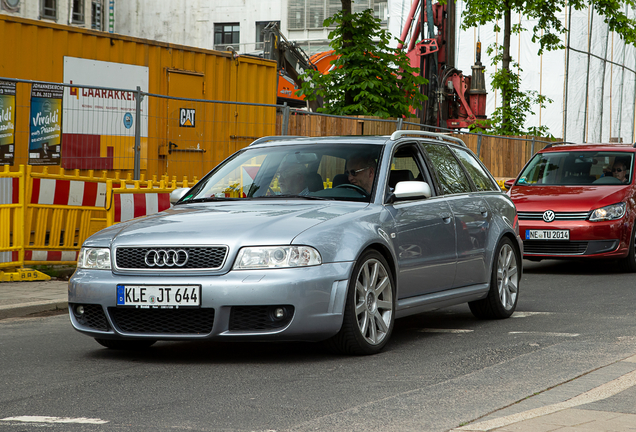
[
  {"x1": 214, "y1": 23, "x2": 240, "y2": 51},
  {"x1": 1, "y1": 0, "x2": 21, "y2": 12},
  {"x1": 41, "y1": 0, "x2": 56, "y2": 19},
  {"x1": 91, "y1": 0, "x2": 103, "y2": 30},
  {"x1": 71, "y1": 0, "x2": 84, "y2": 24},
  {"x1": 289, "y1": 0, "x2": 387, "y2": 30},
  {"x1": 255, "y1": 21, "x2": 279, "y2": 50}
]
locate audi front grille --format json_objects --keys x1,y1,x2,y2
[
  {"x1": 115, "y1": 246, "x2": 228, "y2": 270},
  {"x1": 108, "y1": 307, "x2": 215, "y2": 334}
]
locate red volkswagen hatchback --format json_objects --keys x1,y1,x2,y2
[{"x1": 507, "y1": 143, "x2": 636, "y2": 271}]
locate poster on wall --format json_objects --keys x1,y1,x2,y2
[
  {"x1": 29, "y1": 83, "x2": 63, "y2": 165},
  {"x1": 63, "y1": 57, "x2": 149, "y2": 170},
  {"x1": 0, "y1": 81, "x2": 16, "y2": 166}
]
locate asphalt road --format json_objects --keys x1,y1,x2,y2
[{"x1": 1, "y1": 259, "x2": 635, "y2": 432}]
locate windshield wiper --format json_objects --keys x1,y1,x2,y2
[
  {"x1": 179, "y1": 197, "x2": 243, "y2": 204},
  {"x1": 256, "y1": 194, "x2": 331, "y2": 200}
]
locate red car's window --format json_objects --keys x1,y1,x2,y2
[{"x1": 517, "y1": 151, "x2": 634, "y2": 186}]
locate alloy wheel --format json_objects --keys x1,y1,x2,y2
[
  {"x1": 497, "y1": 243, "x2": 518, "y2": 310},
  {"x1": 354, "y1": 258, "x2": 393, "y2": 345}
]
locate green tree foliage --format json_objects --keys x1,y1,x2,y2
[
  {"x1": 296, "y1": 9, "x2": 428, "y2": 119},
  {"x1": 462, "y1": 0, "x2": 636, "y2": 136}
]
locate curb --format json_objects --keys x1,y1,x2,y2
[{"x1": 0, "y1": 300, "x2": 68, "y2": 320}]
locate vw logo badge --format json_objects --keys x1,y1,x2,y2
[
  {"x1": 144, "y1": 249, "x2": 189, "y2": 267},
  {"x1": 542, "y1": 210, "x2": 556, "y2": 223}
]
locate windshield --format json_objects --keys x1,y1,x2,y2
[
  {"x1": 517, "y1": 151, "x2": 634, "y2": 186},
  {"x1": 179, "y1": 143, "x2": 383, "y2": 203}
]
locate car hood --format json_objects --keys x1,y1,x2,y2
[
  {"x1": 85, "y1": 201, "x2": 366, "y2": 247},
  {"x1": 510, "y1": 185, "x2": 630, "y2": 212}
]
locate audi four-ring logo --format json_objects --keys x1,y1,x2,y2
[
  {"x1": 144, "y1": 249, "x2": 189, "y2": 267},
  {"x1": 542, "y1": 210, "x2": 556, "y2": 223}
]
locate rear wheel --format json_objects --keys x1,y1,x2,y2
[
  {"x1": 620, "y1": 223, "x2": 636, "y2": 272},
  {"x1": 469, "y1": 237, "x2": 519, "y2": 319},
  {"x1": 94, "y1": 338, "x2": 156, "y2": 350},
  {"x1": 326, "y1": 250, "x2": 395, "y2": 355}
]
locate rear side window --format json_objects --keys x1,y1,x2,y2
[
  {"x1": 421, "y1": 143, "x2": 472, "y2": 194},
  {"x1": 451, "y1": 147, "x2": 499, "y2": 191}
]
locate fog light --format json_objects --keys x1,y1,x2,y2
[
  {"x1": 273, "y1": 307, "x2": 285, "y2": 320},
  {"x1": 75, "y1": 305, "x2": 85, "y2": 315}
]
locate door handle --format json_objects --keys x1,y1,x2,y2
[{"x1": 440, "y1": 212, "x2": 452, "y2": 224}]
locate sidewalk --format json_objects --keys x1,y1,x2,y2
[
  {"x1": 0, "y1": 279, "x2": 68, "y2": 319},
  {"x1": 0, "y1": 279, "x2": 635, "y2": 431}
]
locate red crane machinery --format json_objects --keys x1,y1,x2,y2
[{"x1": 398, "y1": 0, "x2": 487, "y2": 129}]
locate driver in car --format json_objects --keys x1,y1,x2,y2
[
  {"x1": 345, "y1": 153, "x2": 376, "y2": 194},
  {"x1": 612, "y1": 159, "x2": 630, "y2": 184},
  {"x1": 278, "y1": 162, "x2": 310, "y2": 195}
]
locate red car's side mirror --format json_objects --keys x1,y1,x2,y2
[{"x1": 504, "y1": 179, "x2": 515, "y2": 190}]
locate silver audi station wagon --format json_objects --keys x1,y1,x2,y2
[{"x1": 69, "y1": 131, "x2": 523, "y2": 355}]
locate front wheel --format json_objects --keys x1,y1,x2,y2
[
  {"x1": 95, "y1": 338, "x2": 156, "y2": 350},
  {"x1": 620, "y1": 222, "x2": 636, "y2": 272},
  {"x1": 469, "y1": 237, "x2": 520, "y2": 319},
  {"x1": 326, "y1": 250, "x2": 395, "y2": 355}
]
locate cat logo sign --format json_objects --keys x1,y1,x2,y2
[{"x1": 179, "y1": 108, "x2": 195, "y2": 127}]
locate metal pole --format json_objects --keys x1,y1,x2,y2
[
  {"x1": 134, "y1": 86, "x2": 142, "y2": 180},
  {"x1": 396, "y1": 117, "x2": 403, "y2": 131},
  {"x1": 531, "y1": 135, "x2": 535, "y2": 155},
  {"x1": 477, "y1": 131, "x2": 482, "y2": 158},
  {"x1": 281, "y1": 103, "x2": 290, "y2": 136}
]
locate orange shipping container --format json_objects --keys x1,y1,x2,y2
[{"x1": 0, "y1": 15, "x2": 278, "y2": 180}]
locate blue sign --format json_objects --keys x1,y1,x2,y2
[
  {"x1": 123, "y1": 113, "x2": 133, "y2": 129},
  {"x1": 117, "y1": 285, "x2": 125, "y2": 305}
]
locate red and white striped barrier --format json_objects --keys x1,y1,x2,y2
[
  {"x1": 30, "y1": 178, "x2": 107, "y2": 207},
  {"x1": 113, "y1": 192, "x2": 171, "y2": 223},
  {"x1": 24, "y1": 250, "x2": 79, "y2": 262},
  {"x1": 0, "y1": 177, "x2": 20, "y2": 205}
]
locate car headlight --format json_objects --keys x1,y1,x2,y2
[
  {"x1": 589, "y1": 202, "x2": 626, "y2": 222},
  {"x1": 77, "y1": 247, "x2": 112, "y2": 269},
  {"x1": 233, "y1": 246, "x2": 322, "y2": 269}
]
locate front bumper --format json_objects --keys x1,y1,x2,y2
[
  {"x1": 68, "y1": 262, "x2": 354, "y2": 342},
  {"x1": 520, "y1": 218, "x2": 631, "y2": 258}
]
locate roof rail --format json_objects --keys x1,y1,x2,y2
[
  {"x1": 543, "y1": 141, "x2": 580, "y2": 149},
  {"x1": 390, "y1": 130, "x2": 466, "y2": 147},
  {"x1": 249, "y1": 136, "x2": 307, "y2": 146}
]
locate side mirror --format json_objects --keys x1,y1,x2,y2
[
  {"x1": 393, "y1": 181, "x2": 432, "y2": 201},
  {"x1": 503, "y1": 179, "x2": 515, "y2": 190},
  {"x1": 170, "y1": 188, "x2": 190, "y2": 204}
]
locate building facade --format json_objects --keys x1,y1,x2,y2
[{"x1": 0, "y1": 0, "x2": 110, "y2": 31}]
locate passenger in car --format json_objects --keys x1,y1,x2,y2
[
  {"x1": 612, "y1": 159, "x2": 630, "y2": 184},
  {"x1": 345, "y1": 153, "x2": 377, "y2": 194},
  {"x1": 278, "y1": 162, "x2": 310, "y2": 195}
]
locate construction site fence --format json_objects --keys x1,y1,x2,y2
[{"x1": 4, "y1": 77, "x2": 553, "y2": 183}]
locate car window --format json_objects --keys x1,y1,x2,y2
[
  {"x1": 180, "y1": 143, "x2": 383, "y2": 203},
  {"x1": 421, "y1": 143, "x2": 472, "y2": 194},
  {"x1": 517, "y1": 151, "x2": 634, "y2": 185},
  {"x1": 451, "y1": 147, "x2": 500, "y2": 192}
]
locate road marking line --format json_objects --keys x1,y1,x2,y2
[
  {"x1": 511, "y1": 311, "x2": 552, "y2": 318},
  {"x1": 418, "y1": 328, "x2": 474, "y2": 333},
  {"x1": 509, "y1": 331, "x2": 579, "y2": 337},
  {"x1": 452, "y1": 368, "x2": 636, "y2": 431},
  {"x1": 0, "y1": 416, "x2": 108, "y2": 424}
]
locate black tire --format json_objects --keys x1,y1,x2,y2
[
  {"x1": 469, "y1": 237, "x2": 520, "y2": 319},
  {"x1": 326, "y1": 250, "x2": 395, "y2": 355},
  {"x1": 94, "y1": 338, "x2": 156, "y2": 350},
  {"x1": 620, "y1": 223, "x2": 636, "y2": 272}
]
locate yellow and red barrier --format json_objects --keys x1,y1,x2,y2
[{"x1": 0, "y1": 165, "x2": 197, "y2": 280}]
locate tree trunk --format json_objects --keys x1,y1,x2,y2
[
  {"x1": 341, "y1": 0, "x2": 354, "y2": 107},
  {"x1": 502, "y1": 6, "x2": 511, "y2": 114}
]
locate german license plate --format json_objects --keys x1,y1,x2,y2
[
  {"x1": 525, "y1": 230, "x2": 570, "y2": 240},
  {"x1": 116, "y1": 285, "x2": 200, "y2": 307}
]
